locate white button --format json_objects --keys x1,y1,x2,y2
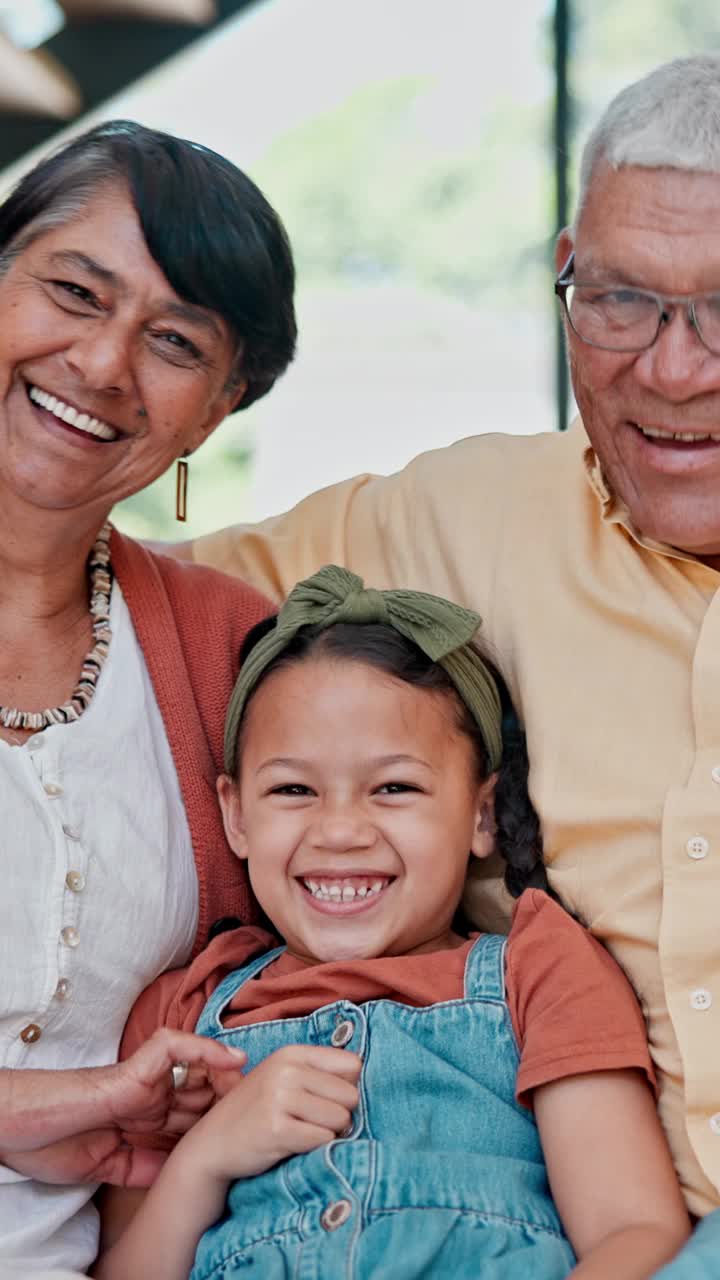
[
  {"x1": 26, "y1": 735, "x2": 44, "y2": 752},
  {"x1": 320, "y1": 1199, "x2": 352, "y2": 1231},
  {"x1": 43, "y1": 781, "x2": 63, "y2": 798},
  {"x1": 61, "y1": 925, "x2": 80, "y2": 948},
  {"x1": 62, "y1": 824, "x2": 80, "y2": 841},
  {"x1": 690, "y1": 987, "x2": 712, "y2": 1011},
  {"x1": 55, "y1": 978, "x2": 72, "y2": 1000},
  {"x1": 331, "y1": 1020, "x2": 354, "y2": 1048},
  {"x1": 710, "y1": 1114, "x2": 720, "y2": 1135},
  {"x1": 686, "y1": 836, "x2": 709, "y2": 860},
  {"x1": 65, "y1": 870, "x2": 85, "y2": 893}
]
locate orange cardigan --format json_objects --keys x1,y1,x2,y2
[{"x1": 111, "y1": 528, "x2": 273, "y2": 957}]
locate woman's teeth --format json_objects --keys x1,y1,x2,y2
[
  {"x1": 29, "y1": 385, "x2": 118, "y2": 441},
  {"x1": 302, "y1": 877, "x2": 389, "y2": 902}
]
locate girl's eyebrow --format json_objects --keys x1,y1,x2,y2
[
  {"x1": 372, "y1": 754, "x2": 433, "y2": 769},
  {"x1": 256, "y1": 756, "x2": 310, "y2": 773},
  {"x1": 255, "y1": 753, "x2": 435, "y2": 773}
]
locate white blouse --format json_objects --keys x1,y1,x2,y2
[{"x1": 0, "y1": 582, "x2": 198, "y2": 1273}]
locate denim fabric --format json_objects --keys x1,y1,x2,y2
[
  {"x1": 190, "y1": 935, "x2": 576, "y2": 1279},
  {"x1": 653, "y1": 1209, "x2": 720, "y2": 1278}
]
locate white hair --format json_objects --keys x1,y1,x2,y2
[{"x1": 576, "y1": 54, "x2": 720, "y2": 224}]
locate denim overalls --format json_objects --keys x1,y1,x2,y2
[{"x1": 190, "y1": 934, "x2": 576, "y2": 1279}]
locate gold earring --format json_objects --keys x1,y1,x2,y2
[{"x1": 176, "y1": 452, "x2": 190, "y2": 522}]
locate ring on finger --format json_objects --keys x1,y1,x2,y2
[{"x1": 171, "y1": 1061, "x2": 190, "y2": 1091}]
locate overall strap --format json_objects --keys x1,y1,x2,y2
[
  {"x1": 195, "y1": 945, "x2": 286, "y2": 1037},
  {"x1": 463, "y1": 932, "x2": 508, "y2": 1001}
]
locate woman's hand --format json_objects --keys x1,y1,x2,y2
[
  {"x1": 177, "y1": 1043, "x2": 361, "y2": 1185},
  {"x1": 0, "y1": 1028, "x2": 246, "y2": 1185},
  {"x1": 3, "y1": 1129, "x2": 170, "y2": 1188},
  {"x1": 99, "y1": 1027, "x2": 246, "y2": 1135}
]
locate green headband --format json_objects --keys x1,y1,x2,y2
[{"x1": 224, "y1": 565, "x2": 503, "y2": 776}]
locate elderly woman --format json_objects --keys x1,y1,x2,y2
[{"x1": 0, "y1": 120, "x2": 295, "y2": 1275}]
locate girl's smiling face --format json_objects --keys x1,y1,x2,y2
[{"x1": 218, "y1": 655, "x2": 496, "y2": 965}]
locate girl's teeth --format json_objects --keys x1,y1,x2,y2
[{"x1": 304, "y1": 878, "x2": 389, "y2": 902}]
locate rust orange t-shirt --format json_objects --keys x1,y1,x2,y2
[{"x1": 122, "y1": 889, "x2": 655, "y2": 1117}]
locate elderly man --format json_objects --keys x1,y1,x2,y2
[{"x1": 180, "y1": 56, "x2": 720, "y2": 1272}]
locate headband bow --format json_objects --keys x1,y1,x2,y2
[{"x1": 224, "y1": 565, "x2": 502, "y2": 775}]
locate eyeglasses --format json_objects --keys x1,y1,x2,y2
[{"x1": 555, "y1": 252, "x2": 720, "y2": 356}]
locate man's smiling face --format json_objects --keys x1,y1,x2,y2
[{"x1": 558, "y1": 163, "x2": 720, "y2": 562}]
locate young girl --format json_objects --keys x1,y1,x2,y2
[{"x1": 94, "y1": 566, "x2": 689, "y2": 1280}]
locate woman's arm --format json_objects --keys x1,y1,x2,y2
[
  {"x1": 535, "y1": 1069, "x2": 691, "y2": 1279},
  {"x1": 0, "y1": 1028, "x2": 245, "y2": 1184}
]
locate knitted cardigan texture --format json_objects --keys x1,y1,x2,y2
[{"x1": 111, "y1": 528, "x2": 273, "y2": 956}]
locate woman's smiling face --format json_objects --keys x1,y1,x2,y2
[
  {"x1": 0, "y1": 182, "x2": 238, "y2": 520},
  {"x1": 218, "y1": 655, "x2": 497, "y2": 966}
]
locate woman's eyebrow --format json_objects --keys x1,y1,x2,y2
[
  {"x1": 163, "y1": 300, "x2": 223, "y2": 341},
  {"x1": 46, "y1": 250, "x2": 224, "y2": 339},
  {"x1": 48, "y1": 248, "x2": 117, "y2": 286}
]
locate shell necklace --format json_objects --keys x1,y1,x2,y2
[{"x1": 0, "y1": 523, "x2": 113, "y2": 732}]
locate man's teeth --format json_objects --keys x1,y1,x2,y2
[
  {"x1": 639, "y1": 424, "x2": 720, "y2": 442},
  {"x1": 29, "y1": 385, "x2": 118, "y2": 441},
  {"x1": 303, "y1": 878, "x2": 389, "y2": 902}
]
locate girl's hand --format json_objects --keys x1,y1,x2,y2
[{"x1": 179, "y1": 1043, "x2": 361, "y2": 1185}]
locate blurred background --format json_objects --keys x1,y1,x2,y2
[{"x1": 0, "y1": 0, "x2": 718, "y2": 539}]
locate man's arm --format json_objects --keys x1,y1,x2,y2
[
  {"x1": 187, "y1": 471, "x2": 398, "y2": 602},
  {"x1": 164, "y1": 434, "x2": 516, "y2": 620}
]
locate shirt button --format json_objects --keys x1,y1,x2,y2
[
  {"x1": 320, "y1": 1199, "x2": 352, "y2": 1231},
  {"x1": 20, "y1": 1023, "x2": 42, "y2": 1044},
  {"x1": 43, "y1": 781, "x2": 63, "y2": 798},
  {"x1": 331, "y1": 1019, "x2": 354, "y2": 1048},
  {"x1": 61, "y1": 925, "x2": 80, "y2": 948},
  {"x1": 65, "y1": 870, "x2": 85, "y2": 893},
  {"x1": 686, "y1": 836, "x2": 709, "y2": 860},
  {"x1": 690, "y1": 988, "x2": 712, "y2": 1011},
  {"x1": 55, "y1": 978, "x2": 72, "y2": 1000},
  {"x1": 26, "y1": 735, "x2": 44, "y2": 752},
  {"x1": 62, "y1": 824, "x2": 80, "y2": 841}
]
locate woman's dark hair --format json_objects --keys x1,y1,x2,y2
[
  {"x1": 0, "y1": 120, "x2": 296, "y2": 409},
  {"x1": 234, "y1": 615, "x2": 555, "y2": 905}
]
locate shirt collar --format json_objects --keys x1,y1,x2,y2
[{"x1": 573, "y1": 415, "x2": 717, "y2": 569}]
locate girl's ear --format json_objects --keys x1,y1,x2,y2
[
  {"x1": 470, "y1": 772, "x2": 498, "y2": 861},
  {"x1": 217, "y1": 774, "x2": 249, "y2": 860}
]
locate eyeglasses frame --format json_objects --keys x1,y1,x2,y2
[{"x1": 554, "y1": 251, "x2": 720, "y2": 356}]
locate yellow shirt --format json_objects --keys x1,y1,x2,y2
[{"x1": 193, "y1": 419, "x2": 720, "y2": 1217}]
